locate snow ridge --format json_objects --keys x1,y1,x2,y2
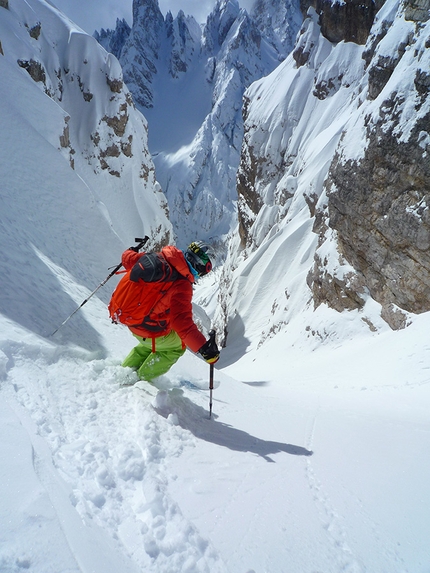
[{"x1": 0, "y1": 0, "x2": 173, "y2": 344}]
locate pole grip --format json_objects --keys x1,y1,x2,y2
[{"x1": 130, "y1": 236, "x2": 149, "y2": 252}]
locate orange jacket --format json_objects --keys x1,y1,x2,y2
[{"x1": 121, "y1": 246, "x2": 206, "y2": 353}]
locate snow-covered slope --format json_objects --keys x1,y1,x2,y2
[{"x1": 0, "y1": 0, "x2": 172, "y2": 347}]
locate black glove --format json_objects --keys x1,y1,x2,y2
[{"x1": 199, "y1": 337, "x2": 220, "y2": 364}]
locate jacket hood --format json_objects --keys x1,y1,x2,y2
[{"x1": 161, "y1": 246, "x2": 195, "y2": 283}]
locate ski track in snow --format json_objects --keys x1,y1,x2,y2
[
  {"x1": 3, "y1": 342, "x2": 228, "y2": 573},
  {"x1": 304, "y1": 410, "x2": 409, "y2": 573},
  {"x1": 304, "y1": 412, "x2": 364, "y2": 573}
]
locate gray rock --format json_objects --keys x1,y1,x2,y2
[
  {"x1": 299, "y1": 0, "x2": 385, "y2": 45},
  {"x1": 404, "y1": 0, "x2": 430, "y2": 22},
  {"x1": 327, "y1": 96, "x2": 430, "y2": 320}
]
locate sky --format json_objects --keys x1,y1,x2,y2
[{"x1": 50, "y1": 0, "x2": 256, "y2": 35}]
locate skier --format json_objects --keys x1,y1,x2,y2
[{"x1": 110, "y1": 241, "x2": 220, "y2": 382}]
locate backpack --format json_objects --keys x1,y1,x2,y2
[{"x1": 108, "y1": 252, "x2": 180, "y2": 332}]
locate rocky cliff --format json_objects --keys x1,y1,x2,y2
[
  {"x1": 230, "y1": 0, "x2": 430, "y2": 341},
  {"x1": 299, "y1": 0, "x2": 386, "y2": 44},
  {"x1": 94, "y1": 19, "x2": 131, "y2": 60},
  {"x1": 101, "y1": 0, "x2": 201, "y2": 109},
  {"x1": 321, "y1": 0, "x2": 430, "y2": 328}
]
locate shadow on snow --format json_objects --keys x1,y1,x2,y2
[{"x1": 155, "y1": 388, "x2": 313, "y2": 463}]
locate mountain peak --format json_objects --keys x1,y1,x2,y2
[
  {"x1": 166, "y1": 10, "x2": 201, "y2": 78},
  {"x1": 132, "y1": 0, "x2": 163, "y2": 27},
  {"x1": 94, "y1": 0, "x2": 303, "y2": 244},
  {"x1": 203, "y1": 0, "x2": 241, "y2": 52}
]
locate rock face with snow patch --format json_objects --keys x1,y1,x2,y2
[
  {"x1": 404, "y1": 0, "x2": 430, "y2": 22},
  {"x1": 231, "y1": 0, "x2": 430, "y2": 338},
  {"x1": 116, "y1": 0, "x2": 200, "y2": 108},
  {"x1": 251, "y1": 0, "x2": 303, "y2": 59},
  {"x1": 94, "y1": 19, "x2": 131, "y2": 58},
  {"x1": 299, "y1": 0, "x2": 386, "y2": 45},
  {"x1": 119, "y1": 0, "x2": 165, "y2": 108},
  {"x1": 323, "y1": 3, "x2": 430, "y2": 327},
  {"x1": 166, "y1": 10, "x2": 200, "y2": 78},
  {"x1": 2, "y1": 0, "x2": 172, "y2": 248}
]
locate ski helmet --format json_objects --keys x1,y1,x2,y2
[{"x1": 185, "y1": 241, "x2": 213, "y2": 277}]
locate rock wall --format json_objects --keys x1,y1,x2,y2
[
  {"x1": 299, "y1": 0, "x2": 386, "y2": 45},
  {"x1": 326, "y1": 84, "x2": 430, "y2": 327},
  {"x1": 237, "y1": 0, "x2": 430, "y2": 331},
  {"x1": 310, "y1": 1, "x2": 430, "y2": 329},
  {"x1": 404, "y1": 0, "x2": 430, "y2": 22}
]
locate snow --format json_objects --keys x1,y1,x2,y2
[
  {"x1": 1, "y1": 1, "x2": 430, "y2": 572},
  {"x1": 2, "y1": 288, "x2": 430, "y2": 572}
]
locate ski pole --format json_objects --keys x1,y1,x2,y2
[
  {"x1": 50, "y1": 236, "x2": 149, "y2": 336},
  {"x1": 208, "y1": 329, "x2": 216, "y2": 418},
  {"x1": 209, "y1": 362, "x2": 214, "y2": 418}
]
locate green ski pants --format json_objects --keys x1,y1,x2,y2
[{"x1": 121, "y1": 330, "x2": 186, "y2": 381}]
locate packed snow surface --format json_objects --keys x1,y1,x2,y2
[{"x1": 2, "y1": 283, "x2": 430, "y2": 573}]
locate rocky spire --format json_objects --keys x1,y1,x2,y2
[{"x1": 120, "y1": 0, "x2": 165, "y2": 107}]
